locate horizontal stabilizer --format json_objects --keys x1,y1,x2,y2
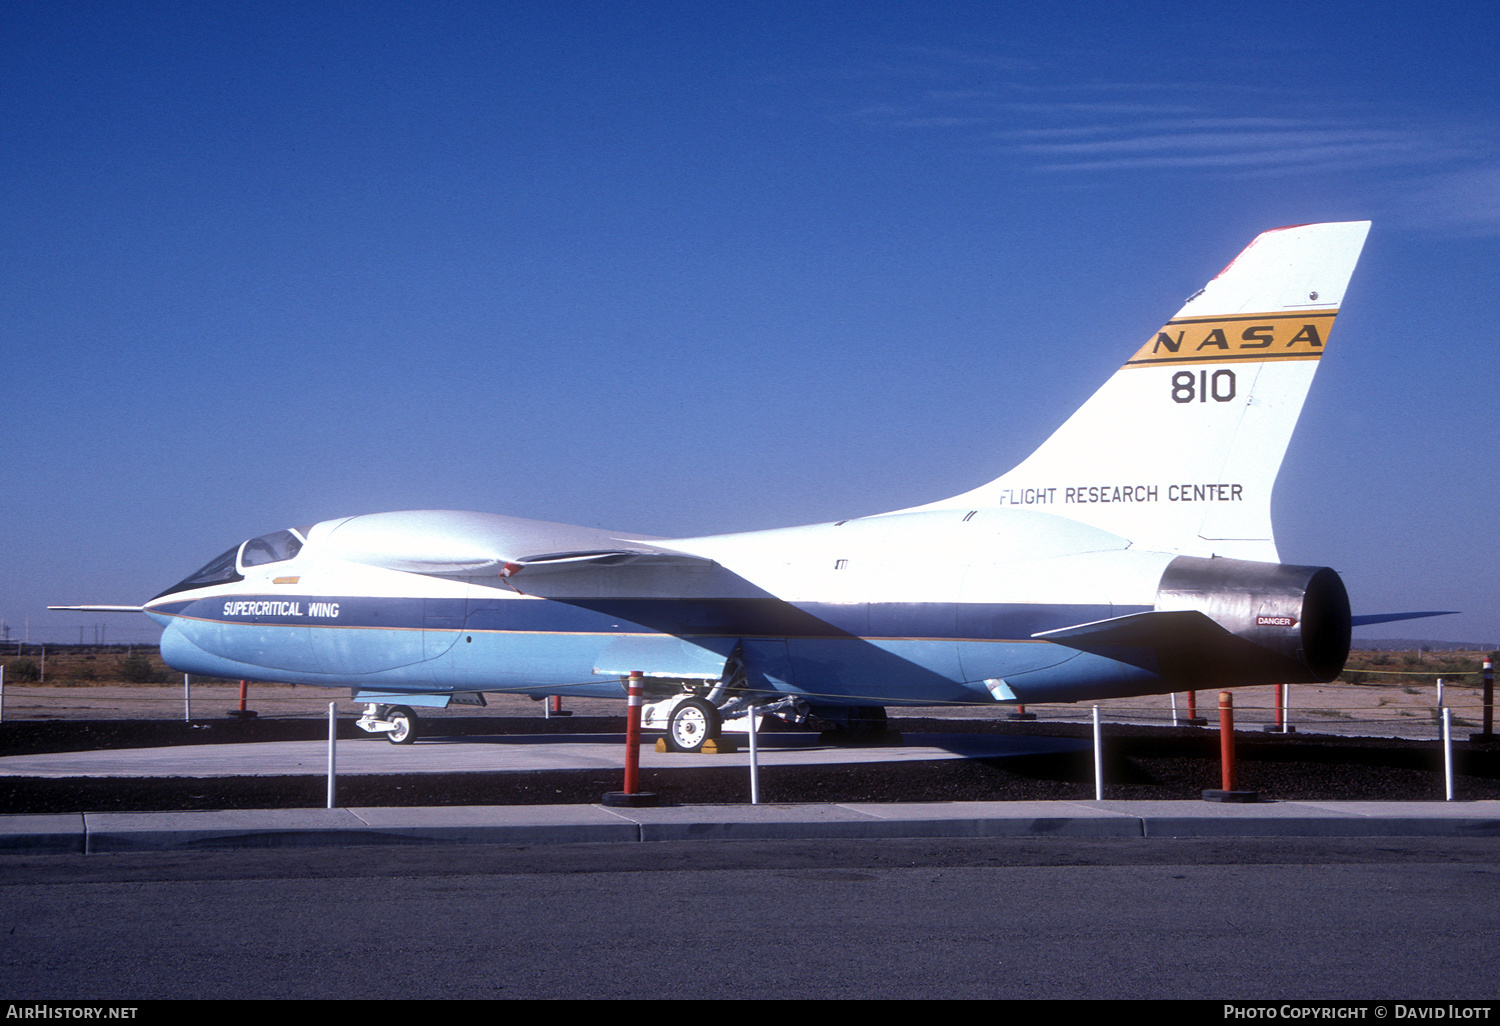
[
  {"x1": 1033, "y1": 609, "x2": 1230, "y2": 649},
  {"x1": 1350, "y1": 611, "x2": 1460, "y2": 627},
  {"x1": 1034, "y1": 607, "x2": 1332, "y2": 686}
]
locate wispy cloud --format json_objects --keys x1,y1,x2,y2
[
  {"x1": 1016, "y1": 128, "x2": 1457, "y2": 175},
  {"x1": 1399, "y1": 165, "x2": 1500, "y2": 233},
  {"x1": 786, "y1": 45, "x2": 1500, "y2": 233}
]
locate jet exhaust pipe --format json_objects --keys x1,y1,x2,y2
[{"x1": 1154, "y1": 555, "x2": 1352, "y2": 686}]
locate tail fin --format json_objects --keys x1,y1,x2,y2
[{"x1": 912, "y1": 221, "x2": 1371, "y2": 561}]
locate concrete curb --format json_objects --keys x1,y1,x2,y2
[{"x1": 2, "y1": 800, "x2": 1498, "y2": 853}]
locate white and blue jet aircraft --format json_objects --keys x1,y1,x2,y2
[{"x1": 58, "y1": 221, "x2": 1436, "y2": 750}]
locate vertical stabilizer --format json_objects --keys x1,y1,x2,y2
[{"x1": 909, "y1": 221, "x2": 1371, "y2": 561}]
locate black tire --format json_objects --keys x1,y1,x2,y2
[
  {"x1": 386, "y1": 706, "x2": 418, "y2": 745},
  {"x1": 665, "y1": 698, "x2": 721, "y2": 753}
]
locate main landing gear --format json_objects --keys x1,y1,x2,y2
[
  {"x1": 637, "y1": 653, "x2": 816, "y2": 753},
  {"x1": 665, "y1": 697, "x2": 722, "y2": 753},
  {"x1": 643, "y1": 690, "x2": 809, "y2": 753}
]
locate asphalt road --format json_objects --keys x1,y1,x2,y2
[
  {"x1": 2, "y1": 837, "x2": 1498, "y2": 1000},
  {"x1": 4, "y1": 692, "x2": 1498, "y2": 1001}
]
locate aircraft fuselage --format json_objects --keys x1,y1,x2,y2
[{"x1": 145, "y1": 505, "x2": 1339, "y2": 708}]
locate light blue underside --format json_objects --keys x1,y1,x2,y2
[{"x1": 157, "y1": 617, "x2": 1164, "y2": 706}]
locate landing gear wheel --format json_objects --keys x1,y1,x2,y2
[
  {"x1": 666, "y1": 698, "x2": 721, "y2": 753},
  {"x1": 386, "y1": 706, "x2": 418, "y2": 745}
]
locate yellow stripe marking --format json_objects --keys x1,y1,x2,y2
[{"x1": 1126, "y1": 310, "x2": 1338, "y2": 368}]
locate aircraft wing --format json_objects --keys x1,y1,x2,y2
[
  {"x1": 1349, "y1": 611, "x2": 1459, "y2": 627},
  {"x1": 497, "y1": 548, "x2": 718, "y2": 578},
  {"x1": 315, "y1": 509, "x2": 709, "y2": 577}
]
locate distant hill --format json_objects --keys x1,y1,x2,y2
[{"x1": 1350, "y1": 638, "x2": 1497, "y2": 652}]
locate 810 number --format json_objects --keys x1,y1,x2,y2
[{"x1": 1171, "y1": 369, "x2": 1236, "y2": 404}]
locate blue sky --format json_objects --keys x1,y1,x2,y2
[{"x1": 4, "y1": 1, "x2": 1497, "y2": 646}]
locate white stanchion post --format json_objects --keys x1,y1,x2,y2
[
  {"x1": 748, "y1": 705, "x2": 760, "y2": 806},
  {"x1": 327, "y1": 702, "x2": 337, "y2": 809},
  {"x1": 1443, "y1": 707, "x2": 1454, "y2": 802},
  {"x1": 1092, "y1": 705, "x2": 1103, "y2": 801},
  {"x1": 1437, "y1": 677, "x2": 1445, "y2": 709},
  {"x1": 1170, "y1": 692, "x2": 1178, "y2": 727},
  {"x1": 184, "y1": 673, "x2": 191, "y2": 722}
]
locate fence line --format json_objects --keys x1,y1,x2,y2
[{"x1": 0, "y1": 683, "x2": 1490, "y2": 718}]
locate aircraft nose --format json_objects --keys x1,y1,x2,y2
[
  {"x1": 142, "y1": 595, "x2": 177, "y2": 624},
  {"x1": 157, "y1": 618, "x2": 229, "y2": 677}
]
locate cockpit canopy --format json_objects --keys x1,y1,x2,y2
[
  {"x1": 153, "y1": 527, "x2": 309, "y2": 599},
  {"x1": 241, "y1": 529, "x2": 304, "y2": 567}
]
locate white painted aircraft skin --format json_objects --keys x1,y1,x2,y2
[{"x1": 62, "y1": 222, "x2": 1378, "y2": 716}]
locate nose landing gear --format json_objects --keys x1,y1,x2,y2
[{"x1": 356, "y1": 703, "x2": 420, "y2": 744}]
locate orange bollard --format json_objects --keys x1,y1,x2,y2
[
  {"x1": 1219, "y1": 691, "x2": 1235, "y2": 791},
  {"x1": 1183, "y1": 689, "x2": 1207, "y2": 726},
  {"x1": 602, "y1": 671, "x2": 658, "y2": 807},
  {"x1": 623, "y1": 672, "x2": 642, "y2": 794},
  {"x1": 1204, "y1": 690, "x2": 1257, "y2": 802},
  {"x1": 1265, "y1": 682, "x2": 1295, "y2": 734},
  {"x1": 228, "y1": 678, "x2": 257, "y2": 719},
  {"x1": 1473, "y1": 657, "x2": 1494, "y2": 743}
]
